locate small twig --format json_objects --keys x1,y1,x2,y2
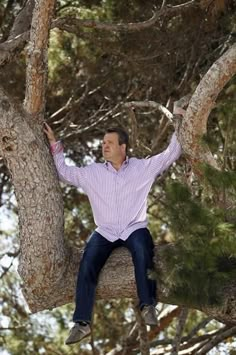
[
  {"x1": 195, "y1": 325, "x2": 236, "y2": 355},
  {"x1": 124, "y1": 101, "x2": 173, "y2": 123},
  {"x1": 0, "y1": 259, "x2": 14, "y2": 279},
  {"x1": 127, "y1": 107, "x2": 138, "y2": 150},
  {"x1": 0, "y1": 326, "x2": 26, "y2": 331},
  {"x1": 53, "y1": 9, "x2": 165, "y2": 33},
  {"x1": 151, "y1": 97, "x2": 172, "y2": 153},
  {"x1": 187, "y1": 316, "x2": 212, "y2": 338}
]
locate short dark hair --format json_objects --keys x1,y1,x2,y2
[{"x1": 105, "y1": 127, "x2": 129, "y2": 152}]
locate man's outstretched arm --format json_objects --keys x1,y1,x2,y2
[{"x1": 142, "y1": 107, "x2": 185, "y2": 179}]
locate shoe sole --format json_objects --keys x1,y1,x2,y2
[
  {"x1": 65, "y1": 332, "x2": 91, "y2": 345},
  {"x1": 145, "y1": 322, "x2": 158, "y2": 326}
]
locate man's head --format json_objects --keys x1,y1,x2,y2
[{"x1": 102, "y1": 127, "x2": 129, "y2": 163}]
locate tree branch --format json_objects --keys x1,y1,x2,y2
[
  {"x1": 179, "y1": 43, "x2": 236, "y2": 170},
  {"x1": 171, "y1": 307, "x2": 189, "y2": 355},
  {"x1": 53, "y1": 9, "x2": 163, "y2": 33},
  {"x1": 24, "y1": 0, "x2": 56, "y2": 116},
  {"x1": 0, "y1": 0, "x2": 34, "y2": 67},
  {"x1": 187, "y1": 316, "x2": 212, "y2": 338},
  {"x1": 124, "y1": 101, "x2": 173, "y2": 123},
  {"x1": 195, "y1": 325, "x2": 236, "y2": 355},
  {"x1": 53, "y1": 1, "x2": 198, "y2": 33},
  {"x1": 134, "y1": 305, "x2": 150, "y2": 355},
  {"x1": 0, "y1": 85, "x2": 66, "y2": 311}
]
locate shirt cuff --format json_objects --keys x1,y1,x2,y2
[{"x1": 50, "y1": 141, "x2": 63, "y2": 155}]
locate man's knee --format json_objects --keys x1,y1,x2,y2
[{"x1": 128, "y1": 229, "x2": 153, "y2": 250}]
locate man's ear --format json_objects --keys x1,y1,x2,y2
[{"x1": 121, "y1": 144, "x2": 126, "y2": 154}]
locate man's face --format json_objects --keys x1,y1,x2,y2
[{"x1": 102, "y1": 133, "x2": 126, "y2": 162}]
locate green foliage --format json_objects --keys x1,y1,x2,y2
[
  {"x1": 161, "y1": 181, "x2": 236, "y2": 307},
  {"x1": 200, "y1": 163, "x2": 236, "y2": 192}
]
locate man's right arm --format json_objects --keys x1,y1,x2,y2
[{"x1": 44, "y1": 123, "x2": 87, "y2": 189}]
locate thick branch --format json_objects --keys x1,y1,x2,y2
[
  {"x1": 18, "y1": 242, "x2": 236, "y2": 326},
  {"x1": 179, "y1": 43, "x2": 236, "y2": 169},
  {"x1": 24, "y1": 0, "x2": 56, "y2": 115}
]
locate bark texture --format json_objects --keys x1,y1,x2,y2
[
  {"x1": 0, "y1": 88, "x2": 67, "y2": 311},
  {"x1": 24, "y1": 0, "x2": 56, "y2": 115},
  {"x1": 17, "y1": 243, "x2": 236, "y2": 326},
  {"x1": 179, "y1": 43, "x2": 236, "y2": 170}
]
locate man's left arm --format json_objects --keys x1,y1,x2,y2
[{"x1": 143, "y1": 132, "x2": 182, "y2": 179}]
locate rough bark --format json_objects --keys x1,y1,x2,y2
[
  {"x1": 0, "y1": 87, "x2": 67, "y2": 311},
  {"x1": 24, "y1": 0, "x2": 56, "y2": 115},
  {"x1": 179, "y1": 43, "x2": 236, "y2": 170},
  {"x1": 18, "y1": 242, "x2": 236, "y2": 325}
]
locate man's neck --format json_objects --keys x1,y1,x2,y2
[{"x1": 109, "y1": 157, "x2": 126, "y2": 171}]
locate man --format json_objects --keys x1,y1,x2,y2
[{"x1": 44, "y1": 118, "x2": 182, "y2": 345}]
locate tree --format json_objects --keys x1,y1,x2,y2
[{"x1": 0, "y1": 0, "x2": 236, "y2": 354}]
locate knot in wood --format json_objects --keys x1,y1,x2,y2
[
  {"x1": 0, "y1": 98, "x2": 11, "y2": 112},
  {"x1": 1, "y1": 130, "x2": 17, "y2": 153}
]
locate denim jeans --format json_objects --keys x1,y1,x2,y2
[{"x1": 73, "y1": 228, "x2": 157, "y2": 323}]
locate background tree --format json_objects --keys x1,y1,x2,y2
[{"x1": 0, "y1": 0, "x2": 236, "y2": 354}]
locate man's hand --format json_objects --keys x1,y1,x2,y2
[
  {"x1": 44, "y1": 122, "x2": 57, "y2": 145},
  {"x1": 173, "y1": 95, "x2": 191, "y2": 133},
  {"x1": 173, "y1": 94, "x2": 191, "y2": 117},
  {"x1": 173, "y1": 105, "x2": 186, "y2": 117}
]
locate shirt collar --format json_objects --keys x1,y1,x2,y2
[{"x1": 104, "y1": 156, "x2": 129, "y2": 170}]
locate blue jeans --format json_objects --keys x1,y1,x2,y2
[{"x1": 73, "y1": 228, "x2": 157, "y2": 323}]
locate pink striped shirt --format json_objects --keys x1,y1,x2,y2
[{"x1": 51, "y1": 134, "x2": 181, "y2": 242}]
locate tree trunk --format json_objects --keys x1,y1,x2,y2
[{"x1": 0, "y1": 88, "x2": 67, "y2": 311}]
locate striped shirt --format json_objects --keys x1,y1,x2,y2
[{"x1": 51, "y1": 133, "x2": 181, "y2": 242}]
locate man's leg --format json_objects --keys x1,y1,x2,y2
[
  {"x1": 73, "y1": 231, "x2": 118, "y2": 323},
  {"x1": 66, "y1": 232, "x2": 119, "y2": 345},
  {"x1": 124, "y1": 228, "x2": 157, "y2": 324}
]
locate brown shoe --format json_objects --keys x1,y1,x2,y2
[
  {"x1": 141, "y1": 305, "x2": 158, "y2": 326},
  {"x1": 65, "y1": 323, "x2": 91, "y2": 345}
]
